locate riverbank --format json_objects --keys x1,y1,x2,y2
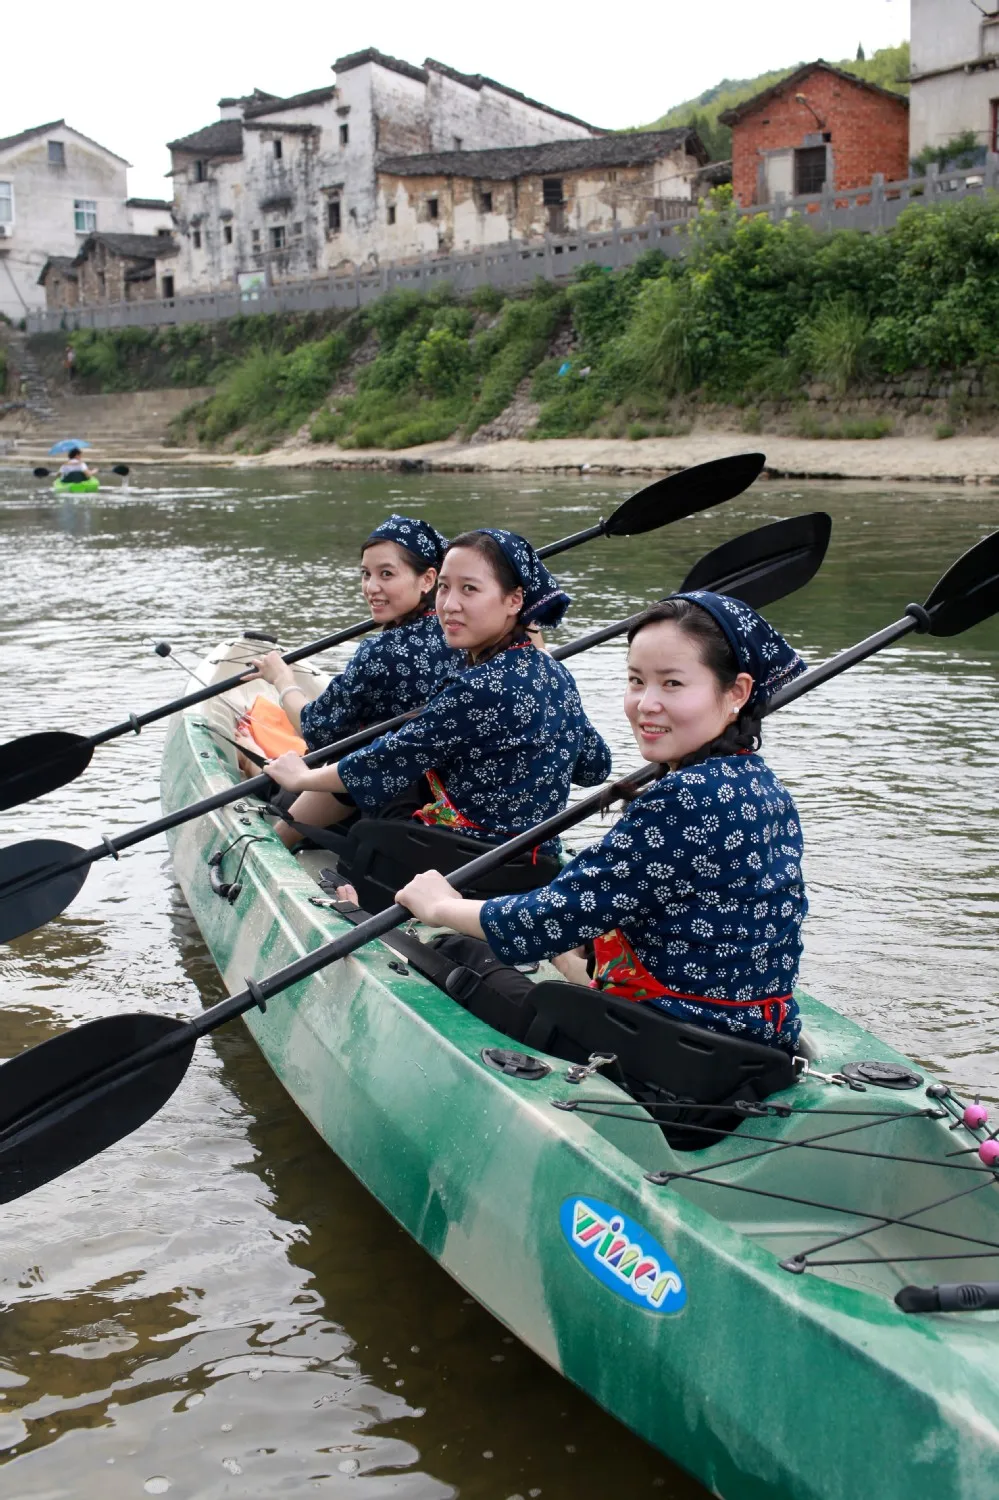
[{"x1": 236, "y1": 430, "x2": 999, "y2": 483}]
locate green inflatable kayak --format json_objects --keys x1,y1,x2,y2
[
  {"x1": 162, "y1": 639, "x2": 999, "y2": 1500},
  {"x1": 52, "y1": 475, "x2": 100, "y2": 494}
]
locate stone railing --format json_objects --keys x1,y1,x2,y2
[{"x1": 24, "y1": 158, "x2": 999, "y2": 334}]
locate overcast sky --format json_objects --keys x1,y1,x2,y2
[{"x1": 5, "y1": 0, "x2": 908, "y2": 198}]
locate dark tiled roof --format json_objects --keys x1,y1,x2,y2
[
  {"x1": 244, "y1": 86, "x2": 336, "y2": 117},
  {"x1": 0, "y1": 119, "x2": 129, "y2": 163},
  {"x1": 380, "y1": 129, "x2": 706, "y2": 180},
  {"x1": 718, "y1": 60, "x2": 909, "y2": 126},
  {"x1": 333, "y1": 48, "x2": 428, "y2": 84},
  {"x1": 0, "y1": 119, "x2": 64, "y2": 153},
  {"x1": 166, "y1": 118, "x2": 244, "y2": 156},
  {"x1": 218, "y1": 88, "x2": 279, "y2": 108},
  {"x1": 126, "y1": 197, "x2": 173, "y2": 210},
  {"x1": 423, "y1": 59, "x2": 602, "y2": 132},
  {"x1": 37, "y1": 255, "x2": 78, "y2": 285},
  {"x1": 75, "y1": 232, "x2": 179, "y2": 262}
]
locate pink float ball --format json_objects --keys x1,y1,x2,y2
[
  {"x1": 964, "y1": 1102, "x2": 990, "y2": 1129},
  {"x1": 979, "y1": 1139, "x2": 999, "y2": 1169}
]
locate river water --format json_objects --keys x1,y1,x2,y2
[{"x1": 0, "y1": 466, "x2": 997, "y2": 1499}]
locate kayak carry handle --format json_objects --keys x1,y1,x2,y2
[{"x1": 896, "y1": 1282, "x2": 999, "y2": 1313}]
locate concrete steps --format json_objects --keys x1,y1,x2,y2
[{"x1": 0, "y1": 385, "x2": 214, "y2": 466}]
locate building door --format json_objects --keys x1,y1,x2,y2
[
  {"x1": 794, "y1": 146, "x2": 827, "y2": 195},
  {"x1": 761, "y1": 150, "x2": 794, "y2": 203}
]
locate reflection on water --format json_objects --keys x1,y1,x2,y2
[{"x1": 1, "y1": 465, "x2": 998, "y2": 1496}]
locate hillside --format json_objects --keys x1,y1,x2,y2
[{"x1": 641, "y1": 41, "x2": 909, "y2": 161}]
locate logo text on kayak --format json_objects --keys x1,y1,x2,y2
[{"x1": 560, "y1": 1196, "x2": 686, "y2": 1314}]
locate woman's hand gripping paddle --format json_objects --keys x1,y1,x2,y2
[
  {"x1": 0, "y1": 509, "x2": 826, "y2": 946},
  {"x1": 0, "y1": 453, "x2": 766, "y2": 812},
  {"x1": 6, "y1": 523, "x2": 999, "y2": 1206}
]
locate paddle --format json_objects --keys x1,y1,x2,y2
[
  {"x1": 3, "y1": 527, "x2": 998, "y2": 1206},
  {"x1": 0, "y1": 510, "x2": 826, "y2": 945},
  {"x1": 0, "y1": 451, "x2": 766, "y2": 814},
  {"x1": 32, "y1": 464, "x2": 130, "y2": 479}
]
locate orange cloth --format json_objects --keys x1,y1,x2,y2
[{"x1": 237, "y1": 695, "x2": 307, "y2": 759}]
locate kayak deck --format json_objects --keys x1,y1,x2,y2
[{"x1": 162, "y1": 635, "x2": 999, "y2": 1500}]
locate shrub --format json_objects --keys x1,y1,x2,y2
[
  {"x1": 417, "y1": 327, "x2": 472, "y2": 395},
  {"x1": 805, "y1": 300, "x2": 871, "y2": 394},
  {"x1": 934, "y1": 421, "x2": 955, "y2": 440}
]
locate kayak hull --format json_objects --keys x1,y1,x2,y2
[
  {"x1": 162, "y1": 638, "x2": 999, "y2": 1500},
  {"x1": 52, "y1": 477, "x2": 100, "y2": 494}
]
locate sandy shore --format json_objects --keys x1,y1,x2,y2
[{"x1": 237, "y1": 431, "x2": 999, "y2": 483}]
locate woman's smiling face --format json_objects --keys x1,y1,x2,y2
[
  {"x1": 625, "y1": 618, "x2": 753, "y2": 766},
  {"x1": 435, "y1": 546, "x2": 523, "y2": 654},
  {"x1": 360, "y1": 541, "x2": 434, "y2": 624}
]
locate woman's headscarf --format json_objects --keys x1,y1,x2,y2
[
  {"x1": 475, "y1": 528, "x2": 572, "y2": 628},
  {"x1": 672, "y1": 590, "x2": 806, "y2": 708},
  {"x1": 364, "y1": 514, "x2": 448, "y2": 571}
]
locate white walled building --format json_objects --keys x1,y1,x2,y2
[
  {"x1": 167, "y1": 48, "x2": 602, "y2": 292},
  {"x1": 126, "y1": 197, "x2": 174, "y2": 236},
  {"x1": 0, "y1": 119, "x2": 131, "y2": 319},
  {"x1": 910, "y1": 0, "x2": 999, "y2": 158}
]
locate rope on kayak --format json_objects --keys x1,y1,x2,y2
[{"x1": 557, "y1": 1083, "x2": 999, "y2": 1276}]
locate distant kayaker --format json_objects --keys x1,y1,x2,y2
[
  {"x1": 58, "y1": 446, "x2": 96, "y2": 481},
  {"x1": 263, "y1": 529, "x2": 611, "y2": 866},
  {"x1": 395, "y1": 592, "x2": 808, "y2": 1054},
  {"x1": 243, "y1": 514, "x2": 460, "y2": 761}
]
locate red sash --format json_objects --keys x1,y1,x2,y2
[
  {"x1": 412, "y1": 770, "x2": 484, "y2": 832},
  {"x1": 591, "y1": 927, "x2": 792, "y2": 1032}
]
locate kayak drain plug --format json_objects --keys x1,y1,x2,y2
[{"x1": 480, "y1": 1048, "x2": 551, "y2": 1081}]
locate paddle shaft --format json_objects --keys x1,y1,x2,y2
[
  {"x1": 0, "y1": 766, "x2": 657, "y2": 1145},
  {"x1": 765, "y1": 609, "x2": 924, "y2": 716}
]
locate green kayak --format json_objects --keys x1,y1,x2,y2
[
  {"x1": 52, "y1": 475, "x2": 100, "y2": 494},
  {"x1": 162, "y1": 638, "x2": 999, "y2": 1500}
]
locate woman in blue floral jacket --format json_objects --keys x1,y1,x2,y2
[
  {"x1": 397, "y1": 591, "x2": 808, "y2": 1053},
  {"x1": 264, "y1": 529, "x2": 612, "y2": 856},
  {"x1": 249, "y1": 514, "x2": 460, "y2": 750}
]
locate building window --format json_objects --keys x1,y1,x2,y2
[
  {"x1": 162, "y1": 274, "x2": 175, "y2": 299},
  {"x1": 270, "y1": 225, "x2": 285, "y2": 250},
  {"x1": 48, "y1": 140, "x2": 65, "y2": 166},
  {"x1": 387, "y1": 203, "x2": 396, "y2": 225},
  {"x1": 453, "y1": 135, "x2": 463, "y2": 150},
  {"x1": 478, "y1": 189, "x2": 493, "y2": 214},
  {"x1": 0, "y1": 182, "x2": 12, "y2": 225},
  {"x1": 224, "y1": 223, "x2": 233, "y2": 244},
  {"x1": 794, "y1": 146, "x2": 827, "y2": 196},
  {"x1": 542, "y1": 178, "x2": 564, "y2": 206},
  {"x1": 991, "y1": 99, "x2": 999, "y2": 153},
  {"x1": 74, "y1": 199, "x2": 97, "y2": 233},
  {"x1": 339, "y1": 123, "x2": 349, "y2": 146},
  {"x1": 292, "y1": 221, "x2": 302, "y2": 237},
  {"x1": 427, "y1": 197, "x2": 439, "y2": 220},
  {"x1": 252, "y1": 228, "x2": 261, "y2": 249},
  {"x1": 328, "y1": 198, "x2": 341, "y2": 232},
  {"x1": 194, "y1": 159, "x2": 206, "y2": 182},
  {"x1": 157, "y1": 226, "x2": 172, "y2": 237},
  {"x1": 192, "y1": 228, "x2": 202, "y2": 249},
  {"x1": 273, "y1": 138, "x2": 283, "y2": 160}
]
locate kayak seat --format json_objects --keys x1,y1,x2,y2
[
  {"x1": 523, "y1": 982, "x2": 796, "y2": 1151},
  {"x1": 336, "y1": 819, "x2": 561, "y2": 916}
]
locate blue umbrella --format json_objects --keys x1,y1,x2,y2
[{"x1": 48, "y1": 439, "x2": 92, "y2": 455}]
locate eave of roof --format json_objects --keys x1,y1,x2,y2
[
  {"x1": 166, "y1": 118, "x2": 244, "y2": 156},
  {"x1": 73, "y1": 231, "x2": 180, "y2": 263},
  {"x1": 717, "y1": 59, "x2": 909, "y2": 126},
  {"x1": 0, "y1": 118, "x2": 130, "y2": 163},
  {"x1": 244, "y1": 85, "x2": 336, "y2": 117},
  {"x1": 379, "y1": 128, "x2": 705, "y2": 180},
  {"x1": 333, "y1": 47, "x2": 428, "y2": 84},
  {"x1": 127, "y1": 197, "x2": 173, "y2": 209},
  {"x1": 423, "y1": 58, "x2": 604, "y2": 133}
]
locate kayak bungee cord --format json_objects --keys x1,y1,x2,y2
[{"x1": 557, "y1": 1085, "x2": 999, "y2": 1297}]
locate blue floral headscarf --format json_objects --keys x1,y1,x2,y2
[
  {"x1": 364, "y1": 514, "x2": 448, "y2": 571},
  {"x1": 474, "y1": 529, "x2": 572, "y2": 628},
  {"x1": 672, "y1": 590, "x2": 806, "y2": 708}
]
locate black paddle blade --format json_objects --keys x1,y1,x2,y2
[
  {"x1": 680, "y1": 512, "x2": 832, "y2": 607},
  {"x1": 112, "y1": 464, "x2": 130, "y2": 476},
  {"x1": 0, "y1": 839, "x2": 90, "y2": 945},
  {"x1": 0, "y1": 1013, "x2": 194, "y2": 1204},
  {"x1": 0, "y1": 730, "x2": 94, "y2": 811},
  {"x1": 33, "y1": 467, "x2": 51, "y2": 479},
  {"x1": 923, "y1": 528, "x2": 999, "y2": 637},
  {"x1": 604, "y1": 452, "x2": 766, "y2": 537}
]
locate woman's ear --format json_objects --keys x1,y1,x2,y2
[
  {"x1": 420, "y1": 566, "x2": 437, "y2": 594},
  {"x1": 507, "y1": 586, "x2": 525, "y2": 619},
  {"x1": 730, "y1": 672, "x2": 754, "y2": 714}
]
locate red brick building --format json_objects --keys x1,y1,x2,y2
[{"x1": 719, "y1": 61, "x2": 909, "y2": 208}]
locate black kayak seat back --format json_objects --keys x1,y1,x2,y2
[
  {"x1": 523, "y1": 981, "x2": 796, "y2": 1107},
  {"x1": 339, "y1": 818, "x2": 559, "y2": 915}
]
